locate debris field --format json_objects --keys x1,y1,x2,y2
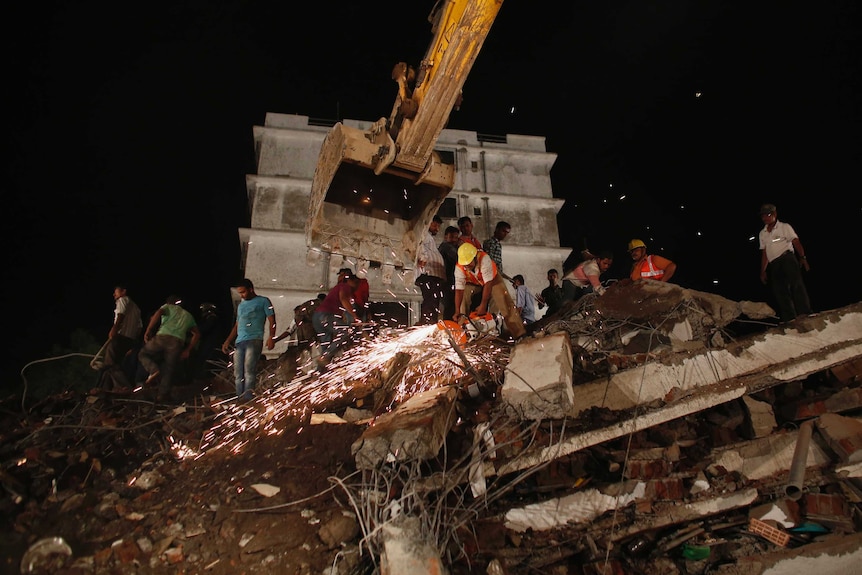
[{"x1": 4, "y1": 280, "x2": 862, "y2": 575}]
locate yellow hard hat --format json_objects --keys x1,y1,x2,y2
[
  {"x1": 628, "y1": 238, "x2": 646, "y2": 251},
  {"x1": 458, "y1": 242, "x2": 478, "y2": 265}
]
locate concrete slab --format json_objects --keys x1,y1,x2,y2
[
  {"x1": 505, "y1": 481, "x2": 759, "y2": 535},
  {"x1": 502, "y1": 331, "x2": 573, "y2": 420},
  {"x1": 351, "y1": 386, "x2": 458, "y2": 470},
  {"x1": 569, "y1": 305, "x2": 862, "y2": 416},
  {"x1": 710, "y1": 427, "x2": 833, "y2": 482},
  {"x1": 727, "y1": 532, "x2": 862, "y2": 575}
]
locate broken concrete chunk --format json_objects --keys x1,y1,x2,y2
[
  {"x1": 502, "y1": 331, "x2": 573, "y2": 420},
  {"x1": 815, "y1": 413, "x2": 862, "y2": 463},
  {"x1": 742, "y1": 396, "x2": 777, "y2": 438},
  {"x1": 351, "y1": 386, "x2": 457, "y2": 469},
  {"x1": 318, "y1": 513, "x2": 360, "y2": 549},
  {"x1": 711, "y1": 427, "x2": 831, "y2": 481},
  {"x1": 130, "y1": 470, "x2": 164, "y2": 491},
  {"x1": 379, "y1": 516, "x2": 446, "y2": 575},
  {"x1": 250, "y1": 483, "x2": 281, "y2": 497},
  {"x1": 505, "y1": 482, "x2": 646, "y2": 532}
]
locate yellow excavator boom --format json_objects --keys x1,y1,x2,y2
[{"x1": 306, "y1": 0, "x2": 503, "y2": 269}]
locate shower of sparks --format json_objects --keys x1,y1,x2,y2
[
  {"x1": 170, "y1": 435, "x2": 201, "y2": 459},
  {"x1": 193, "y1": 324, "x2": 510, "y2": 458}
]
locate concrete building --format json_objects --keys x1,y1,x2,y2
[{"x1": 240, "y1": 113, "x2": 571, "y2": 355}]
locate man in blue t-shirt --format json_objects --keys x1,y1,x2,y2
[{"x1": 222, "y1": 278, "x2": 276, "y2": 401}]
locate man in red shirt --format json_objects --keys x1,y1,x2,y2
[{"x1": 312, "y1": 272, "x2": 361, "y2": 370}]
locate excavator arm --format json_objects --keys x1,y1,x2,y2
[{"x1": 306, "y1": 0, "x2": 503, "y2": 270}]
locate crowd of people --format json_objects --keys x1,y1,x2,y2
[
  {"x1": 433, "y1": 203, "x2": 813, "y2": 333},
  {"x1": 424, "y1": 215, "x2": 686, "y2": 337},
  {"x1": 96, "y1": 288, "x2": 226, "y2": 402},
  {"x1": 95, "y1": 203, "x2": 811, "y2": 403},
  {"x1": 95, "y1": 280, "x2": 274, "y2": 404}
]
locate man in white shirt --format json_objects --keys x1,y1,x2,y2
[
  {"x1": 99, "y1": 284, "x2": 142, "y2": 393},
  {"x1": 511, "y1": 274, "x2": 536, "y2": 325},
  {"x1": 415, "y1": 215, "x2": 447, "y2": 325},
  {"x1": 758, "y1": 203, "x2": 812, "y2": 323}
]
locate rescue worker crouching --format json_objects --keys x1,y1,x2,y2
[{"x1": 453, "y1": 243, "x2": 526, "y2": 339}]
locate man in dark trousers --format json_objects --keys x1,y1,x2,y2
[
  {"x1": 312, "y1": 272, "x2": 361, "y2": 371},
  {"x1": 758, "y1": 203, "x2": 812, "y2": 323},
  {"x1": 438, "y1": 225, "x2": 461, "y2": 320},
  {"x1": 139, "y1": 295, "x2": 201, "y2": 402},
  {"x1": 98, "y1": 284, "x2": 142, "y2": 393},
  {"x1": 415, "y1": 215, "x2": 447, "y2": 325}
]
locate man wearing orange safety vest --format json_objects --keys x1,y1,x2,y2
[
  {"x1": 453, "y1": 243, "x2": 526, "y2": 339},
  {"x1": 628, "y1": 239, "x2": 677, "y2": 282}
]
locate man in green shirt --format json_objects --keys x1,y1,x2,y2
[{"x1": 138, "y1": 294, "x2": 201, "y2": 402}]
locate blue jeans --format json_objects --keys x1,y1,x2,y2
[
  {"x1": 313, "y1": 311, "x2": 336, "y2": 361},
  {"x1": 234, "y1": 339, "x2": 263, "y2": 399},
  {"x1": 312, "y1": 310, "x2": 353, "y2": 363}
]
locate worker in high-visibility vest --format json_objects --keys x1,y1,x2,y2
[
  {"x1": 628, "y1": 239, "x2": 677, "y2": 282},
  {"x1": 453, "y1": 243, "x2": 525, "y2": 339}
]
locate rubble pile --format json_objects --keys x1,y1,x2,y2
[{"x1": 3, "y1": 281, "x2": 862, "y2": 575}]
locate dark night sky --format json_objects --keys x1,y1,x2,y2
[{"x1": 5, "y1": 1, "x2": 861, "y2": 383}]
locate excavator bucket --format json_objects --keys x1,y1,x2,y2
[
  {"x1": 306, "y1": 119, "x2": 455, "y2": 268},
  {"x1": 306, "y1": 0, "x2": 503, "y2": 269}
]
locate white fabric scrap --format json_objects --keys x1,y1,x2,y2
[{"x1": 469, "y1": 423, "x2": 495, "y2": 497}]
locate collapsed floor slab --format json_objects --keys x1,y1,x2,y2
[
  {"x1": 495, "y1": 304, "x2": 862, "y2": 475},
  {"x1": 569, "y1": 303, "x2": 862, "y2": 415}
]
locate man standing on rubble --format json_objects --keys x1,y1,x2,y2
[
  {"x1": 563, "y1": 250, "x2": 615, "y2": 300},
  {"x1": 537, "y1": 269, "x2": 565, "y2": 316},
  {"x1": 511, "y1": 274, "x2": 536, "y2": 326},
  {"x1": 222, "y1": 279, "x2": 276, "y2": 401},
  {"x1": 439, "y1": 225, "x2": 461, "y2": 321},
  {"x1": 98, "y1": 284, "x2": 142, "y2": 393},
  {"x1": 758, "y1": 203, "x2": 812, "y2": 323},
  {"x1": 313, "y1": 271, "x2": 361, "y2": 371},
  {"x1": 415, "y1": 215, "x2": 447, "y2": 325},
  {"x1": 139, "y1": 295, "x2": 201, "y2": 402},
  {"x1": 453, "y1": 243, "x2": 525, "y2": 339}
]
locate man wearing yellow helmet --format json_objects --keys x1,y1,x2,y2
[
  {"x1": 454, "y1": 243, "x2": 525, "y2": 339},
  {"x1": 628, "y1": 239, "x2": 677, "y2": 283}
]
